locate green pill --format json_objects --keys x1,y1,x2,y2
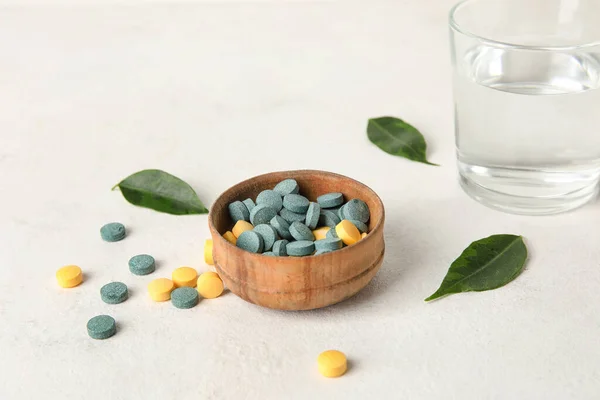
[
  {"x1": 286, "y1": 240, "x2": 315, "y2": 257},
  {"x1": 272, "y1": 239, "x2": 289, "y2": 256},
  {"x1": 250, "y1": 204, "x2": 277, "y2": 226},
  {"x1": 337, "y1": 205, "x2": 346, "y2": 220},
  {"x1": 343, "y1": 199, "x2": 370, "y2": 223},
  {"x1": 305, "y1": 202, "x2": 321, "y2": 230},
  {"x1": 326, "y1": 227, "x2": 339, "y2": 239},
  {"x1": 279, "y1": 208, "x2": 306, "y2": 224},
  {"x1": 229, "y1": 201, "x2": 250, "y2": 223},
  {"x1": 317, "y1": 193, "x2": 344, "y2": 208},
  {"x1": 314, "y1": 249, "x2": 333, "y2": 255},
  {"x1": 242, "y1": 198, "x2": 256, "y2": 214},
  {"x1": 283, "y1": 194, "x2": 310, "y2": 213},
  {"x1": 348, "y1": 220, "x2": 368, "y2": 233},
  {"x1": 100, "y1": 282, "x2": 128, "y2": 304},
  {"x1": 315, "y1": 238, "x2": 343, "y2": 252},
  {"x1": 273, "y1": 179, "x2": 300, "y2": 196},
  {"x1": 100, "y1": 222, "x2": 126, "y2": 242},
  {"x1": 253, "y1": 224, "x2": 278, "y2": 251},
  {"x1": 270, "y1": 215, "x2": 293, "y2": 240},
  {"x1": 262, "y1": 252, "x2": 276, "y2": 256},
  {"x1": 319, "y1": 209, "x2": 341, "y2": 228},
  {"x1": 171, "y1": 287, "x2": 199, "y2": 309},
  {"x1": 128, "y1": 254, "x2": 155, "y2": 276},
  {"x1": 236, "y1": 230, "x2": 264, "y2": 253},
  {"x1": 256, "y1": 190, "x2": 283, "y2": 212},
  {"x1": 87, "y1": 315, "x2": 116, "y2": 340},
  {"x1": 289, "y1": 221, "x2": 315, "y2": 241}
]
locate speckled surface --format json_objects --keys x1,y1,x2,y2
[{"x1": 2, "y1": 1, "x2": 600, "y2": 399}]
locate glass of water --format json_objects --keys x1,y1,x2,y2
[{"x1": 450, "y1": 0, "x2": 600, "y2": 215}]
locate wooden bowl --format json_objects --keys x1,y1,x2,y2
[{"x1": 208, "y1": 170, "x2": 385, "y2": 311}]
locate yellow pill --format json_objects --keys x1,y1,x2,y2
[
  {"x1": 312, "y1": 227, "x2": 330, "y2": 241},
  {"x1": 361, "y1": 232, "x2": 367, "y2": 239},
  {"x1": 197, "y1": 272, "x2": 224, "y2": 299},
  {"x1": 148, "y1": 278, "x2": 175, "y2": 302},
  {"x1": 335, "y1": 220, "x2": 361, "y2": 246},
  {"x1": 232, "y1": 220, "x2": 253, "y2": 238},
  {"x1": 56, "y1": 265, "x2": 83, "y2": 288},
  {"x1": 317, "y1": 350, "x2": 347, "y2": 378},
  {"x1": 172, "y1": 267, "x2": 198, "y2": 287},
  {"x1": 204, "y1": 239, "x2": 214, "y2": 265},
  {"x1": 223, "y1": 231, "x2": 237, "y2": 245}
]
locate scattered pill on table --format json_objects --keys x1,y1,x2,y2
[
  {"x1": 100, "y1": 282, "x2": 128, "y2": 304},
  {"x1": 273, "y1": 178, "x2": 299, "y2": 196},
  {"x1": 87, "y1": 315, "x2": 117, "y2": 340},
  {"x1": 336, "y1": 220, "x2": 361, "y2": 246},
  {"x1": 232, "y1": 220, "x2": 254, "y2": 238},
  {"x1": 223, "y1": 231, "x2": 237, "y2": 245},
  {"x1": 236, "y1": 230, "x2": 264, "y2": 253},
  {"x1": 204, "y1": 239, "x2": 214, "y2": 265},
  {"x1": 148, "y1": 278, "x2": 175, "y2": 302},
  {"x1": 128, "y1": 254, "x2": 156, "y2": 275},
  {"x1": 196, "y1": 271, "x2": 224, "y2": 299},
  {"x1": 56, "y1": 265, "x2": 83, "y2": 288},
  {"x1": 253, "y1": 224, "x2": 278, "y2": 251},
  {"x1": 171, "y1": 287, "x2": 199, "y2": 309},
  {"x1": 317, "y1": 192, "x2": 344, "y2": 209},
  {"x1": 172, "y1": 267, "x2": 198, "y2": 288},
  {"x1": 228, "y1": 200, "x2": 250, "y2": 223},
  {"x1": 317, "y1": 350, "x2": 347, "y2": 378},
  {"x1": 100, "y1": 222, "x2": 126, "y2": 242}
]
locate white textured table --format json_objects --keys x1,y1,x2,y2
[{"x1": 1, "y1": 2, "x2": 599, "y2": 399}]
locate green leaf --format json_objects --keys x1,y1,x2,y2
[
  {"x1": 425, "y1": 234, "x2": 528, "y2": 302},
  {"x1": 367, "y1": 116, "x2": 438, "y2": 166},
  {"x1": 113, "y1": 169, "x2": 208, "y2": 215}
]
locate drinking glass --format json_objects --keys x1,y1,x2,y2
[{"x1": 450, "y1": 0, "x2": 600, "y2": 215}]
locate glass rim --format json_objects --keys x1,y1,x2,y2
[{"x1": 449, "y1": 0, "x2": 600, "y2": 51}]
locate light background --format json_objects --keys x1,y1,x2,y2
[{"x1": 0, "y1": 1, "x2": 598, "y2": 399}]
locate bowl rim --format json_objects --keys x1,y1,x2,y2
[{"x1": 208, "y1": 169, "x2": 385, "y2": 262}]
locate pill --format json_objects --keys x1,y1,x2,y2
[
  {"x1": 343, "y1": 199, "x2": 370, "y2": 223},
  {"x1": 305, "y1": 202, "x2": 321, "y2": 230},
  {"x1": 317, "y1": 193, "x2": 344, "y2": 208},
  {"x1": 87, "y1": 315, "x2": 117, "y2": 340},
  {"x1": 253, "y1": 224, "x2": 278, "y2": 251},
  {"x1": 289, "y1": 221, "x2": 315, "y2": 241},
  {"x1": 228, "y1": 201, "x2": 250, "y2": 223},
  {"x1": 335, "y1": 220, "x2": 361, "y2": 246},
  {"x1": 204, "y1": 239, "x2": 215, "y2": 265},
  {"x1": 348, "y1": 220, "x2": 368, "y2": 234},
  {"x1": 197, "y1": 272, "x2": 224, "y2": 298},
  {"x1": 242, "y1": 198, "x2": 256, "y2": 214},
  {"x1": 273, "y1": 178, "x2": 300, "y2": 196},
  {"x1": 317, "y1": 350, "x2": 347, "y2": 378},
  {"x1": 223, "y1": 231, "x2": 237, "y2": 245},
  {"x1": 319, "y1": 209, "x2": 341, "y2": 228},
  {"x1": 314, "y1": 249, "x2": 333, "y2": 255},
  {"x1": 256, "y1": 189, "x2": 283, "y2": 212},
  {"x1": 286, "y1": 240, "x2": 315, "y2": 257},
  {"x1": 337, "y1": 205, "x2": 346, "y2": 221},
  {"x1": 263, "y1": 252, "x2": 275, "y2": 256},
  {"x1": 129, "y1": 254, "x2": 156, "y2": 276},
  {"x1": 100, "y1": 282, "x2": 128, "y2": 304},
  {"x1": 250, "y1": 204, "x2": 278, "y2": 226},
  {"x1": 56, "y1": 265, "x2": 83, "y2": 288},
  {"x1": 100, "y1": 222, "x2": 126, "y2": 242},
  {"x1": 233, "y1": 220, "x2": 254, "y2": 238},
  {"x1": 315, "y1": 238, "x2": 343, "y2": 252},
  {"x1": 283, "y1": 194, "x2": 310, "y2": 213},
  {"x1": 279, "y1": 208, "x2": 306, "y2": 224},
  {"x1": 272, "y1": 239, "x2": 289, "y2": 256},
  {"x1": 148, "y1": 278, "x2": 175, "y2": 302},
  {"x1": 361, "y1": 232, "x2": 367, "y2": 239},
  {"x1": 312, "y1": 227, "x2": 330, "y2": 241},
  {"x1": 326, "y1": 227, "x2": 339, "y2": 239},
  {"x1": 171, "y1": 287, "x2": 199, "y2": 309},
  {"x1": 270, "y1": 215, "x2": 293, "y2": 240},
  {"x1": 172, "y1": 267, "x2": 198, "y2": 287},
  {"x1": 236, "y1": 230, "x2": 264, "y2": 253}
]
